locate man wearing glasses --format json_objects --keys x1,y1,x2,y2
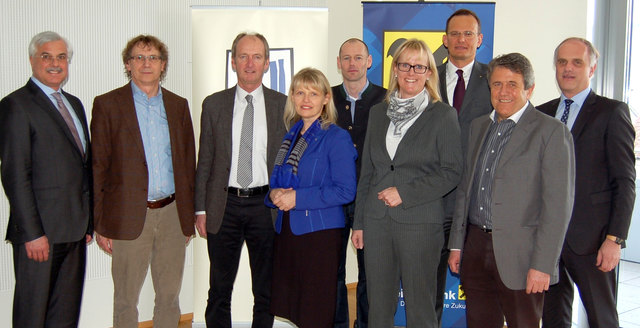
[
  {"x1": 436, "y1": 8, "x2": 492, "y2": 324},
  {"x1": 91, "y1": 35, "x2": 196, "y2": 327},
  {"x1": 1, "y1": 31, "x2": 92, "y2": 327}
]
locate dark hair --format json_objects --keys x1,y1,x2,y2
[
  {"x1": 488, "y1": 53, "x2": 535, "y2": 89},
  {"x1": 122, "y1": 35, "x2": 169, "y2": 82},
  {"x1": 446, "y1": 9, "x2": 482, "y2": 34}
]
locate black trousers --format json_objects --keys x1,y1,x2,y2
[
  {"x1": 542, "y1": 245, "x2": 619, "y2": 328},
  {"x1": 12, "y1": 238, "x2": 86, "y2": 328},
  {"x1": 335, "y1": 202, "x2": 368, "y2": 328},
  {"x1": 205, "y1": 193, "x2": 275, "y2": 328}
]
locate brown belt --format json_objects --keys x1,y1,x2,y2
[{"x1": 147, "y1": 194, "x2": 175, "y2": 209}]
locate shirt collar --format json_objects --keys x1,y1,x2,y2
[
  {"x1": 560, "y1": 86, "x2": 591, "y2": 108},
  {"x1": 236, "y1": 84, "x2": 264, "y2": 102},
  {"x1": 130, "y1": 80, "x2": 163, "y2": 100},
  {"x1": 31, "y1": 76, "x2": 59, "y2": 95},
  {"x1": 447, "y1": 60, "x2": 474, "y2": 80},
  {"x1": 342, "y1": 80, "x2": 370, "y2": 101},
  {"x1": 490, "y1": 101, "x2": 530, "y2": 124}
]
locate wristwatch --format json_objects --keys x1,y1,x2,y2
[{"x1": 606, "y1": 234, "x2": 624, "y2": 245}]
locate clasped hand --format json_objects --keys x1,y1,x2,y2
[{"x1": 270, "y1": 188, "x2": 296, "y2": 211}]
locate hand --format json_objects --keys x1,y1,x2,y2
[
  {"x1": 195, "y1": 214, "x2": 207, "y2": 238},
  {"x1": 596, "y1": 238, "x2": 621, "y2": 272},
  {"x1": 377, "y1": 187, "x2": 402, "y2": 207},
  {"x1": 272, "y1": 188, "x2": 296, "y2": 211},
  {"x1": 448, "y1": 250, "x2": 461, "y2": 274},
  {"x1": 25, "y1": 235, "x2": 49, "y2": 262},
  {"x1": 526, "y1": 268, "x2": 550, "y2": 294},
  {"x1": 269, "y1": 188, "x2": 287, "y2": 202},
  {"x1": 352, "y1": 230, "x2": 364, "y2": 249},
  {"x1": 85, "y1": 234, "x2": 93, "y2": 244},
  {"x1": 95, "y1": 233, "x2": 113, "y2": 255}
]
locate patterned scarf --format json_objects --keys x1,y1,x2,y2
[
  {"x1": 274, "y1": 119, "x2": 321, "y2": 175},
  {"x1": 387, "y1": 88, "x2": 428, "y2": 135}
]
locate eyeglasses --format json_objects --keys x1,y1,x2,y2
[
  {"x1": 38, "y1": 53, "x2": 68, "y2": 64},
  {"x1": 448, "y1": 31, "x2": 477, "y2": 38},
  {"x1": 129, "y1": 55, "x2": 163, "y2": 63},
  {"x1": 396, "y1": 62, "x2": 429, "y2": 74}
]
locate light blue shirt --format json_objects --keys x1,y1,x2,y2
[
  {"x1": 555, "y1": 87, "x2": 591, "y2": 130},
  {"x1": 31, "y1": 76, "x2": 87, "y2": 152},
  {"x1": 131, "y1": 82, "x2": 175, "y2": 200},
  {"x1": 342, "y1": 80, "x2": 370, "y2": 122}
]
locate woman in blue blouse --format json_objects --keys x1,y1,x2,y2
[{"x1": 266, "y1": 67, "x2": 357, "y2": 327}]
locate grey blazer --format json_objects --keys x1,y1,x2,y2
[
  {"x1": 353, "y1": 100, "x2": 462, "y2": 229},
  {"x1": 449, "y1": 104, "x2": 576, "y2": 290},
  {"x1": 195, "y1": 85, "x2": 287, "y2": 234}
]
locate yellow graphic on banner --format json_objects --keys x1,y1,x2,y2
[
  {"x1": 458, "y1": 284, "x2": 466, "y2": 300},
  {"x1": 382, "y1": 31, "x2": 445, "y2": 88}
]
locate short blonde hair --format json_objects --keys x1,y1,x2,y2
[
  {"x1": 386, "y1": 39, "x2": 441, "y2": 102},
  {"x1": 283, "y1": 67, "x2": 337, "y2": 130}
]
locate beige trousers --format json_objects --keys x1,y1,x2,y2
[{"x1": 111, "y1": 201, "x2": 186, "y2": 328}]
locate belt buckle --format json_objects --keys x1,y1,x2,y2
[{"x1": 237, "y1": 188, "x2": 249, "y2": 198}]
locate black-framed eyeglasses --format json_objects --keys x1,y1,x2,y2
[
  {"x1": 396, "y1": 62, "x2": 429, "y2": 74},
  {"x1": 129, "y1": 55, "x2": 163, "y2": 63},
  {"x1": 38, "y1": 53, "x2": 68, "y2": 63},
  {"x1": 448, "y1": 31, "x2": 477, "y2": 38}
]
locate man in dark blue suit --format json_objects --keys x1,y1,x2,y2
[
  {"x1": 0, "y1": 31, "x2": 92, "y2": 327},
  {"x1": 540, "y1": 37, "x2": 635, "y2": 328},
  {"x1": 436, "y1": 9, "x2": 492, "y2": 324}
]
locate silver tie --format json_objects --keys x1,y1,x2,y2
[
  {"x1": 237, "y1": 94, "x2": 254, "y2": 188},
  {"x1": 52, "y1": 92, "x2": 84, "y2": 156}
]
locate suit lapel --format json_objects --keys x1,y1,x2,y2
[
  {"x1": 221, "y1": 87, "x2": 235, "y2": 162},
  {"x1": 27, "y1": 81, "x2": 84, "y2": 160},
  {"x1": 570, "y1": 91, "x2": 597, "y2": 141},
  {"x1": 460, "y1": 61, "x2": 486, "y2": 112},
  {"x1": 116, "y1": 84, "x2": 146, "y2": 159},
  {"x1": 464, "y1": 116, "x2": 492, "y2": 194},
  {"x1": 264, "y1": 86, "x2": 281, "y2": 160},
  {"x1": 438, "y1": 65, "x2": 449, "y2": 105},
  {"x1": 497, "y1": 104, "x2": 536, "y2": 167}
]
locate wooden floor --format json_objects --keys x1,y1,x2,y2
[{"x1": 146, "y1": 284, "x2": 357, "y2": 328}]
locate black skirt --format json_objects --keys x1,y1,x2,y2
[{"x1": 270, "y1": 211, "x2": 342, "y2": 328}]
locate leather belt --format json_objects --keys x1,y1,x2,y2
[
  {"x1": 147, "y1": 194, "x2": 175, "y2": 209},
  {"x1": 472, "y1": 224, "x2": 492, "y2": 234},
  {"x1": 228, "y1": 185, "x2": 269, "y2": 198}
]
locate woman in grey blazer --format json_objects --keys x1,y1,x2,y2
[{"x1": 351, "y1": 39, "x2": 463, "y2": 327}]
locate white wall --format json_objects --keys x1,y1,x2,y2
[{"x1": 0, "y1": 0, "x2": 589, "y2": 327}]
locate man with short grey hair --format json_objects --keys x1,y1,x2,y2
[
  {"x1": 540, "y1": 37, "x2": 635, "y2": 328},
  {"x1": 0, "y1": 31, "x2": 92, "y2": 327}
]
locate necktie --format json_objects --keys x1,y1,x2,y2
[
  {"x1": 237, "y1": 94, "x2": 254, "y2": 188},
  {"x1": 560, "y1": 99, "x2": 573, "y2": 125},
  {"x1": 52, "y1": 92, "x2": 84, "y2": 156},
  {"x1": 452, "y1": 69, "x2": 465, "y2": 113}
]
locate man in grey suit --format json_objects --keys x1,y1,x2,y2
[
  {"x1": 436, "y1": 9, "x2": 492, "y2": 323},
  {"x1": 448, "y1": 53, "x2": 575, "y2": 328},
  {"x1": 0, "y1": 31, "x2": 92, "y2": 327},
  {"x1": 195, "y1": 32, "x2": 287, "y2": 327}
]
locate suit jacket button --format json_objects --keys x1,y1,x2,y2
[
  {"x1": 348, "y1": 126, "x2": 353, "y2": 130},
  {"x1": 390, "y1": 165, "x2": 394, "y2": 171},
  {"x1": 224, "y1": 187, "x2": 228, "y2": 191}
]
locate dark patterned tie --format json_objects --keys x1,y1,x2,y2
[
  {"x1": 52, "y1": 92, "x2": 84, "y2": 156},
  {"x1": 237, "y1": 94, "x2": 254, "y2": 188},
  {"x1": 452, "y1": 69, "x2": 465, "y2": 113},
  {"x1": 560, "y1": 99, "x2": 573, "y2": 125}
]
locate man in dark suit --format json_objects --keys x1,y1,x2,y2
[
  {"x1": 91, "y1": 35, "x2": 196, "y2": 327},
  {"x1": 448, "y1": 53, "x2": 575, "y2": 328},
  {"x1": 332, "y1": 37, "x2": 386, "y2": 328},
  {"x1": 540, "y1": 37, "x2": 635, "y2": 328},
  {"x1": 0, "y1": 31, "x2": 92, "y2": 327},
  {"x1": 195, "y1": 32, "x2": 287, "y2": 327},
  {"x1": 436, "y1": 9, "x2": 492, "y2": 323}
]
